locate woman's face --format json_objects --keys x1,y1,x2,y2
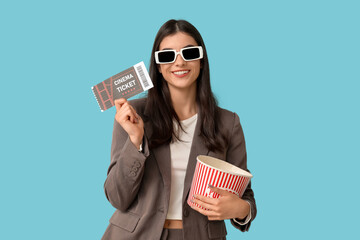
[{"x1": 158, "y1": 32, "x2": 201, "y2": 94}]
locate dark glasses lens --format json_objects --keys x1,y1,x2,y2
[
  {"x1": 157, "y1": 51, "x2": 175, "y2": 63},
  {"x1": 182, "y1": 48, "x2": 200, "y2": 60}
]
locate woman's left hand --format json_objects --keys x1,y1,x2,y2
[{"x1": 190, "y1": 185, "x2": 250, "y2": 221}]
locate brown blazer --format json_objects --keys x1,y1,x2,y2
[{"x1": 102, "y1": 98, "x2": 256, "y2": 240}]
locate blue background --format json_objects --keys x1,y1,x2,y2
[{"x1": 1, "y1": 0, "x2": 359, "y2": 239}]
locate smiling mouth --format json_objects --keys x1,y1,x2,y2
[{"x1": 172, "y1": 70, "x2": 190, "y2": 76}]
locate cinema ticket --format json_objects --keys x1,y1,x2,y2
[{"x1": 91, "y1": 61, "x2": 153, "y2": 112}]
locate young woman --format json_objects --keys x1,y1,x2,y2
[{"x1": 102, "y1": 19, "x2": 256, "y2": 240}]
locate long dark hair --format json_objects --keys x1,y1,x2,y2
[{"x1": 145, "y1": 19, "x2": 228, "y2": 152}]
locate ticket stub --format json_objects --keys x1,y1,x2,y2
[{"x1": 91, "y1": 61, "x2": 153, "y2": 112}]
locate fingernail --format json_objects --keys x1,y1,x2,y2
[{"x1": 208, "y1": 184, "x2": 214, "y2": 188}]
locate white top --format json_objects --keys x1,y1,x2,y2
[{"x1": 166, "y1": 114, "x2": 198, "y2": 220}]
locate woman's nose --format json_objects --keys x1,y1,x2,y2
[{"x1": 174, "y1": 52, "x2": 186, "y2": 66}]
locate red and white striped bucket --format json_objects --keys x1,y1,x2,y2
[{"x1": 187, "y1": 155, "x2": 253, "y2": 209}]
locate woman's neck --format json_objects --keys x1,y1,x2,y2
[{"x1": 169, "y1": 86, "x2": 197, "y2": 121}]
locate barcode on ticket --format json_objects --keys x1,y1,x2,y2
[{"x1": 134, "y1": 62, "x2": 153, "y2": 91}]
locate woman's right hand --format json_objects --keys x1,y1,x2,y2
[{"x1": 114, "y1": 98, "x2": 144, "y2": 150}]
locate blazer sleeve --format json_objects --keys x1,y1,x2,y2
[
  {"x1": 103, "y1": 118, "x2": 150, "y2": 212},
  {"x1": 226, "y1": 112, "x2": 257, "y2": 232}
]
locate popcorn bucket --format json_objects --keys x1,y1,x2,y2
[{"x1": 187, "y1": 155, "x2": 253, "y2": 209}]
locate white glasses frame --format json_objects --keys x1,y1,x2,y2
[{"x1": 155, "y1": 46, "x2": 203, "y2": 64}]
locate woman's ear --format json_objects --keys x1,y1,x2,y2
[{"x1": 158, "y1": 65, "x2": 162, "y2": 73}]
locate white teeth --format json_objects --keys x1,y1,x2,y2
[{"x1": 173, "y1": 70, "x2": 189, "y2": 75}]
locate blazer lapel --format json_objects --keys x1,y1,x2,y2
[
  {"x1": 143, "y1": 119, "x2": 171, "y2": 188},
  {"x1": 152, "y1": 143, "x2": 171, "y2": 188}
]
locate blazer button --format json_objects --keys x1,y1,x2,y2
[
  {"x1": 129, "y1": 171, "x2": 136, "y2": 177},
  {"x1": 132, "y1": 167, "x2": 138, "y2": 172},
  {"x1": 134, "y1": 161, "x2": 141, "y2": 168},
  {"x1": 183, "y1": 208, "x2": 189, "y2": 217}
]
